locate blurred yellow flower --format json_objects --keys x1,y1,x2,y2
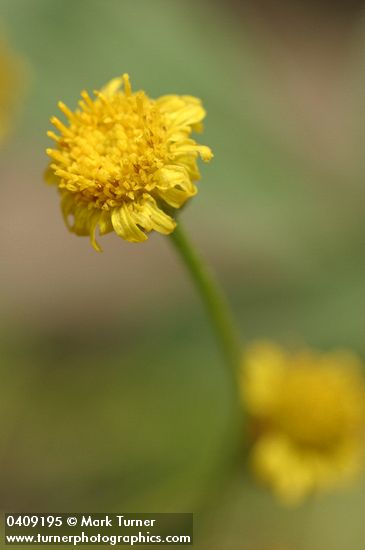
[
  {"x1": 46, "y1": 74, "x2": 212, "y2": 251},
  {"x1": 0, "y1": 38, "x2": 21, "y2": 144},
  {"x1": 242, "y1": 341, "x2": 365, "y2": 505}
]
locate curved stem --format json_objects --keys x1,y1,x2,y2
[
  {"x1": 169, "y1": 222, "x2": 242, "y2": 387},
  {"x1": 170, "y1": 222, "x2": 245, "y2": 521}
]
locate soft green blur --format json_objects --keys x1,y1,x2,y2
[{"x1": 1, "y1": 1, "x2": 365, "y2": 548}]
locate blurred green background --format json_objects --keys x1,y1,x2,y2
[{"x1": 1, "y1": 0, "x2": 365, "y2": 548}]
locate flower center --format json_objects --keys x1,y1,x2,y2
[
  {"x1": 49, "y1": 85, "x2": 170, "y2": 211},
  {"x1": 272, "y1": 368, "x2": 356, "y2": 449}
]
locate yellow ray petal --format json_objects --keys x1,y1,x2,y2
[{"x1": 111, "y1": 204, "x2": 147, "y2": 243}]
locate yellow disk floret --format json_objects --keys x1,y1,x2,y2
[
  {"x1": 242, "y1": 342, "x2": 365, "y2": 505},
  {"x1": 46, "y1": 74, "x2": 213, "y2": 250}
]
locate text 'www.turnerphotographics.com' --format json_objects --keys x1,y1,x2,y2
[{"x1": 4, "y1": 513, "x2": 193, "y2": 546}]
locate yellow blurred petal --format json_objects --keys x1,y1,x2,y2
[
  {"x1": 60, "y1": 192, "x2": 76, "y2": 229},
  {"x1": 101, "y1": 76, "x2": 123, "y2": 97},
  {"x1": 243, "y1": 341, "x2": 365, "y2": 505},
  {"x1": 44, "y1": 166, "x2": 58, "y2": 186},
  {"x1": 97, "y1": 210, "x2": 113, "y2": 236},
  {"x1": 72, "y1": 205, "x2": 94, "y2": 236},
  {"x1": 89, "y1": 212, "x2": 103, "y2": 252}
]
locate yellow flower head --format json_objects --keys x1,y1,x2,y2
[
  {"x1": 0, "y1": 38, "x2": 21, "y2": 144},
  {"x1": 46, "y1": 74, "x2": 213, "y2": 251},
  {"x1": 242, "y1": 342, "x2": 365, "y2": 505}
]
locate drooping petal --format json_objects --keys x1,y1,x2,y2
[
  {"x1": 72, "y1": 205, "x2": 95, "y2": 236},
  {"x1": 174, "y1": 155, "x2": 201, "y2": 181},
  {"x1": 88, "y1": 211, "x2": 103, "y2": 252},
  {"x1": 97, "y1": 210, "x2": 113, "y2": 236},
  {"x1": 155, "y1": 166, "x2": 197, "y2": 208},
  {"x1": 156, "y1": 166, "x2": 194, "y2": 190},
  {"x1": 111, "y1": 204, "x2": 147, "y2": 243},
  {"x1": 60, "y1": 191, "x2": 76, "y2": 229},
  {"x1": 137, "y1": 197, "x2": 176, "y2": 235},
  {"x1": 170, "y1": 139, "x2": 213, "y2": 161},
  {"x1": 158, "y1": 186, "x2": 197, "y2": 209}
]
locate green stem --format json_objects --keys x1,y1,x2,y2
[
  {"x1": 170, "y1": 222, "x2": 245, "y2": 517},
  {"x1": 169, "y1": 222, "x2": 242, "y2": 385}
]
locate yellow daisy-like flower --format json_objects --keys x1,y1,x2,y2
[
  {"x1": 46, "y1": 74, "x2": 213, "y2": 251},
  {"x1": 0, "y1": 39, "x2": 21, "y2": 144},
  {"x1": 242, "y1": 342, "x2": 365, "y2": 506}
]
